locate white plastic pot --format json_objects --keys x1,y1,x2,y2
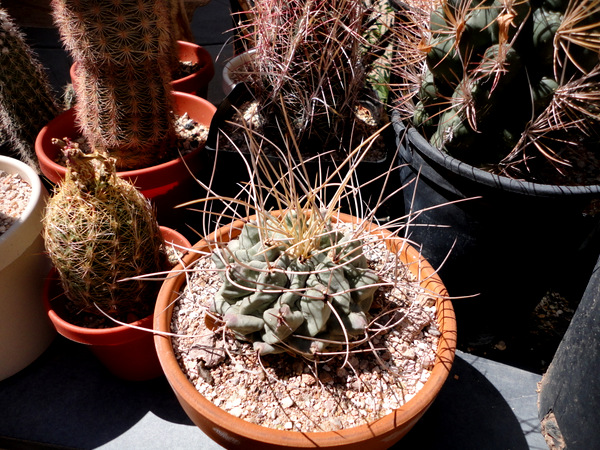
[
  {"x1": 0, "y1": 156, "x2": 55, "y2": 380},
  {"x1": 221, "y1": 49, "x2": 256, "y2": 96}
]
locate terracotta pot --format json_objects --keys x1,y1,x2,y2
[
  {"x1": 173, "y1": 40, "x2": 215, "y2": 98},
  {"x1": 154, "y1": 212, "x2": 457, "y2": 449},
  {"x1": 0, "y1": 156, "x2": 55, "y2": 381},
  {"x1": 69, "y1": 41, "x2": 214, "y2": 98},
  {"x1": 42, "y1": 227, "x2": 191, "y2": 381},
  {"x1": 35, "y1": 91, "x2": 216, "y2": 197}
]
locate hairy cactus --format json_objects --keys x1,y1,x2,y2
[
  {"x1": 233, "y1": 0, "x2": 395, "y2": 152},
  {"x1": 43, "y1": 145, "x2": 169, "y2": 321},
  {"x1": 0, "y1": 8, "x2": 60, "y2": 173},
  {"x1": 51, "y1": 0, "x2": 176, "y2": 170},
  {"x1": 211, "y1": 211, "x2": 380, "y2": 356},
  {"x1": 397, "y1": 0, "x2": 600, "y2": 177}
]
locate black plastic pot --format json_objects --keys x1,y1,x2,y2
[
  {"x1": 202, "y1": 83, "x2": 401, "y2": 219},
  {"x1": 538, "y1": 253, "x2": 600, "y2": 449},
  {"x1": 393, "y1": 111, "x2": 600, "y2": 341}
]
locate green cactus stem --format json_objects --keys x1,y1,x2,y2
[
  {"x1": 210, "y1": 211, "x2": 380, "y2": 357},
  {"x1": 0, "y1": 8, "x2": 60, "y2": 173},
  {"x1": 43, "y1": 144, "x2": 169, "y2": 322},
  {"x1": 51, "y1": 0, "x2": 177, "y2": 170}
]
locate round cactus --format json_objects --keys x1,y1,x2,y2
[
  {"x1": 210, "y1": 211, "x2": 380, "y2": 356},
  {"x1": 43, "y1": 145, "x2": 169, "y2": 322}
]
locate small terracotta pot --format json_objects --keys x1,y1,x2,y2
[
  {"x1": 154, "y1": 212, "x2": 457, "y2": 449},
  {"x1": 172, "y1": 40, "x2": 215, "y2": 98},
  {"x1": 43, "y1": 227, "x2": 191, "y2": 381},
  {"x1": 35, "y1": 92, "x2": 216, "y2": 198}
]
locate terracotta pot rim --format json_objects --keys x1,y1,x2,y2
[
  {"x1": 173, "y1": 40, "x2": 215, "y2": 86},
  {"x1": 155, "y1": 212, "x2": 457, "y2": 447}
]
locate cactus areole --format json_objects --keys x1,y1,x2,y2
[{"x1": 210, "y1": 211, "x2": 380, "y2": 357}]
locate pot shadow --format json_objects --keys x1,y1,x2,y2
[
  {"x1": 395, "y1": 354, "x2": 538, "y2": 449},
  {"x1": 0, "y1": 336, "x2": 194, "y2": 449}
]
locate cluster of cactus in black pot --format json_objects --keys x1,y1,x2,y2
[{"x1": 397, "y1": 0, "x2": 600, "y2": 180}]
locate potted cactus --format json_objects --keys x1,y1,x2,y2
[
  {"x1": 391, "y1": 0, "x2": 600, "y2": 346},
  {"x1": 42, "y1": 149, "x2": 190, "y2": 380},
  {"x1": 0, "y1": 8, "x2": 60, "y2": 174},
  {"x1": 153, "y1": 124, "x2": 457, "y2": 448},
  {"x1": 206, "y1": 0, "x2": 399, "y2": 205},
  {"x1": 34, "y1": 0, "x2": 216, "y2": 223}
]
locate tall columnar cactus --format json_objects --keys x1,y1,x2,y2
[
  {"x1": 43, "y1": 145, "x2": 169, "y2": 320},
  {"x1": 211, "y1": 211, "x2": 380, "y2": 356},
  {"x1": 399, "y1": 0, "x2": 600, "y2": 176},
  {"x1": 51, "y1": 0, "x2": 176, "y2": 170},
  {"x1": 0, "y1": 8, "x2": 60, "y2": 173}
]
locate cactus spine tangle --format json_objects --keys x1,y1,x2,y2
[
  {"x1": 0, "y1": 8, "x2": 60, "y2": 173},
  {"x1": 210, "y1": 211, "x2": 380, "y2": 356},
  {"x1": 43, "y1": 145, "x2": 169, "y2": 321},
  {"x1": 395, "y1": 0, "x2": 600, "y2": 179},
  {"x1": 51, "y1": 0, "x2": 177, "y2": 170}
]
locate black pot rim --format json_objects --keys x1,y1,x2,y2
[{"x1": 393, "y1": 112, "x2": 600, "y2": 198}]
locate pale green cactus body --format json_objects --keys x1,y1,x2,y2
[{"x1": 210, "y1": 212, "x2": 380, "y2": 356}]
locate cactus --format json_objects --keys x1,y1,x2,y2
[
  {"x1": 0, "y1": 8, "x2": 61, "y2": 173},
  {"x1": 394, "y1": 0, "x2": 600, "y2": 178},
  {"x1": 43, "y1": 144, "x2": 169, "y2": 321},
  {"x1": 210, "y1": 211, "x2": 380, "y2": 356},
  {"x1": 231, "y1": 0, "x2": 395, "y2": 153},
  {"x1": 51, "y1": 0, "x2": 177, "y2": 170}
]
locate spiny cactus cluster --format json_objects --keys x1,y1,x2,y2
[
  {"x1": 405, "y1": 0, "x2": 600, "y2": 175},
  {"x1": 43, "y1": 145, "x2": 168, "y2": 321},
  {"x1": 234, "y1": 0, "x2": 395, "y2": 152},
  {"x1": 210, "y1": 211, "x2": 380, "y2": 356},
  {"x1": 51, "y1": 0, "x2": 176, "y2": 170},
  {"x1": 0, "y1": 8, "x2": 60, "y2": 173}
]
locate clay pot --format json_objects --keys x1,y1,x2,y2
[
  {"x1": 69, "y1": 41, "x2": 214, "y2": 98},
  {"x1": 0, "y1": 156, "x2": 55, "y2": 381},
  {"x1": 35, "y1": 91, "x2": 216, "y2": 232},
  {"x1": 154, "y1": 212, "x2": 457, "y2": 449},
  {"x1": 42, "y1": 227, "x2": 190, "y2": 381},
  {"x1": 35, "y1": 91, "x2": 215, "y2": 196},
  {"x1": 172, "y1": 40, "x2": 215, "y2": 98}
]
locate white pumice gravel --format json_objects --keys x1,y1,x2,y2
[
  {"x1": 0, "y1": 170, "x2": 31, "y2": 236},
  {"x1": 170, "y1": 222, "x2": 441, "y2": 433}
]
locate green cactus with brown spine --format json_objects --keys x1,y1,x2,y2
[
  {"x1": 395, "y1": 0, "x2": 600, "y2": 178},
  {"x1": 0, "y1": 8, "x2": 61, "y2": 173},
  {"x1": 211, "y1": 211, "x2": 380, "y2": 357},
  {"x1": 43, "y1": 143, "x2": 169, "y2": 321},
  {"x1": 51, "y1": 0, "x2": 177, "y2": 170}
]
